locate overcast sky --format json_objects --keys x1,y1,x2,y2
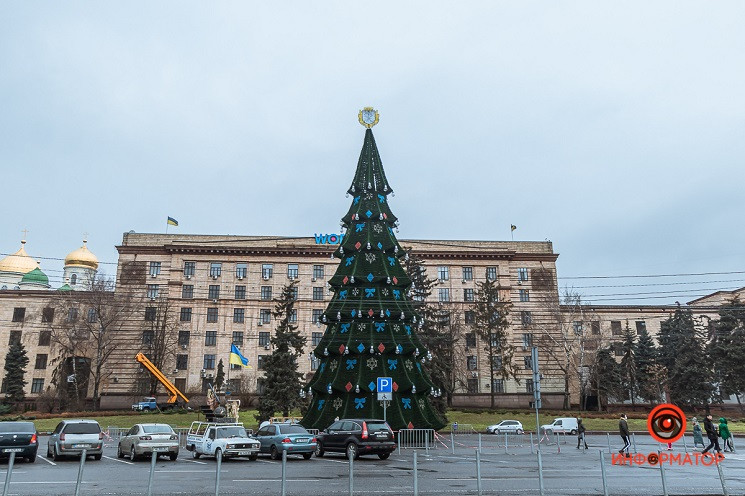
[{"x1": 1, "y1": 2, "x2": 743, "y2": 305}]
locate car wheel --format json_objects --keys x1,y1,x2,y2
[
  {"x1": 496, "y1": 430, "x2": 501, "y2": 435},
  {"x1": 169, "y1": 453, "x2": 178, "y2": 461},
  {"x1": 117, "y1": 444, "x2": 124, "y2": 459},
  {"x1": 378, "y1": 453, "x2": 390, "y2": 460},
  {"x1": 302, "y1": 452, "x2": 312, "y2": 460},
  {"x1": 517, "y1": 429, "x2": 524, "y2": 435},
  {"x1": 570, "y1": 429, "x2": 577, "y2": 435},
  {"x1": 346, "y1": 443, "x2": 358, "y2": 460},
  {"x1": 46, "y1": 444, "x2": 52, "y2": 458},
  {"x1": 51, "y1": 445, "x2": 61, "y2": 462},
  {"x1": 26, "y1": 455, "x2": 36, "y2": 463},
  {"x1": 248, "y1": 453, "x2": 258, "y2": 461},
  {"x1": 130, "y1": 446, "x2": 138, "y2": 461},
  {"x1": 192, "y1": 450, "x2": 201, "y2": 459},
  {"x1": 270, "y1": 445, "x2": 280, "y2": 460},
  {"x1": 314, "y1": 442, "x2": 324, "y2": 457},
  {"x1": 93, "y1": 454, "x2": 102, "y2": 461}
]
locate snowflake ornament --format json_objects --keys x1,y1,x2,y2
[
  {"x1": 366, "y1": 357, "x2": 378, "y2": 370},
  {"x1": 405, "y1": 359, "x2": 414, "y2": 371},
  {"x1": 352, "y1": 288, "x2": 360, "y2": 296},
  {"x1": 365, "y1": 253, "x2": 377, "y2": 264},
  {"x1": 333, "y1": 397, "x2": 343, "y2": 410},
  {"x1": 330, "y1": 360, "x2": 338, "y2": 372},
  {"x1": 373, "y1": 223, "x2": 383, "y2": 234},
  {"x1": 418, "y1": 398, "x2": 426, "y2": 410},
  {"x1": 381, "y1": 288, "x2": 390, "y2": 297}
]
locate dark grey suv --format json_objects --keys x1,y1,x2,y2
[{"x1": 315, "y1": 419, "x2": 395, "y2": 460}]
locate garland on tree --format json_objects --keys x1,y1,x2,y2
[{"x1": 301, "y1": 121, "x2": 446, "y2": 431}]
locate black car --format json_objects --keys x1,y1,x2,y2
[
  {"x1": 315, "y1": 419, "x2": 395, "y2": 460},
  {"x1": 0, "y1": 421, "x2": 39, "y2": 463}
]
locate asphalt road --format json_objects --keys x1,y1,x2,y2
[{"x1": 0, "y1": 434, "x2": 742, "y2": 495}]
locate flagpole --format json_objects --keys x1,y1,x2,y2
[{"x1": 166, "y1": 220, "x2": 169, "y2": 235}]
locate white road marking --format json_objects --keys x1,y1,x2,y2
[
  {"x1": 184, "y1": 459, "x2": 207, "y2": 465},
  {"x1": 313, "y1": 458, "x2": 348, "y2": 464},
  {"x1": 37, "y1": 454, "x2": 56, "y2": 466},
  {"x1": 155, "y1": 470, "x2": 228, "y2": 473},
  {"x1": 102, "y1": 455, "x2": 134, "y2": 465},
  {"x1": 232, "y1": 479, "x2": 320, "y2": 482}
]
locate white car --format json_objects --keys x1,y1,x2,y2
[
  {"x1": 486, "y1": 420, "x2": 524, "y2": 435},
  {"x1": 540, "y1": 417, "x2": 579, "y2": 435},
  {"x1": 186, "y1": 422, "x2": 260, "y2": 461}
]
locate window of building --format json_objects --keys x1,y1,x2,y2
[
  {"x1": 289, "y1": 286, "x2": 298, "y2": 300},
  {"x1": 142, "y1": 330, "x2": 154, "y2": 345},
  {"x1": 523, "y1": 356, "x2": 533, "y2": 369},
  {"x1": 438, "y1": 288, "x2": 450, "y2": 302},
  {"x1": 176, "y1": 355, "x2": 188, "y2": 370},
  {"x1": 464, "y1": 311, "x2": 475, "y2": 324},
  {"x1": 178, "y1": 331, "x2": 190, "y2": 346},
  {"x1": 8, "y1": 331, "x2": 20, "y2": 346},
  {"x1": 147, "y1": 284, "x2": 159, "y2": 299},
  {"x1": 67, "y1": 308, "x2": 78, "y2": 322},
  {"x1": 257, "y1": 355, "x2": 268, "y2": 370},
  {"x1": 12, "y1": 307, "x2": 25, "y2": 322},
  {"x1": 235, "y1": 262, "x2": 247, "y2": 279},
  {"x1": 312, "y1": 309, "x2": 323, "y2": 324},
  {"x1": 87, "y1": 308, "x2": 97, "y2": 323},
  {"x1": 486, "y1": 266, "x2": 497, "y2": 281},
  {"x1": 437, "y1": 266, "x2": 449, "y2": 281},
  {"x1": 41, "y1": 307, "x2": 54, "y2": 323},
  {"x1": 467, "y1": 378, "x2": 479, "y2": 393},
  {"x1": 232, "y1": 331, "x2": 244, "y2": 346},
  {"x1": 203, "y1": 354, "x2": 216, "y2": 370},
  {"x1": 145, "y1": 307, "x2": 157, "y2": 322},
  {"x1": 206, "y1": 308, "x2": 218, "y2": 323},
  {"x1": 205, "y1": 331, "x2": 217, "y2": 346},
  {"x1": 491, "y1": 356, "x2": 503, "y2": 371},
  {"x1": 235, "y1": 285, "x2": 246, "y2": 300},
  {"x1": 258, "y1": 332, "x2": 271, "y2": 347},
  {"x1": 526, "y1": 378, "x2": 534, "y2": 393},
  {"x1": 208, "y1": 285, "x2": 220, "y2": 300},
  {"x1": 489, "y1": 332, "x2": 500, "y2": 348},
  {"x1": 522, "y1": 333, "x2": 533, "y2": 348},
  {"x1": 312, "y1": 332, "x2": 323, "y2": 346},
  {"x1": 233, "y1": 308, "x2": 244, "y2": 324},
  {"x1": 174, "y1": 378, "x2": 186, "y2": 392},
  {"x1": 38, "y1": 330, "x2": 51, "y2": 346},
  {"x1": 462, "y1": 266, "x2": 473, "y2": 281},
  {"x1": 521, "y1": 311, "x2": 533, "y2": 327},
  {"x1": 182, "y1": 285, "x2": 194, "y2": 299},
  {"x1": 180, "y1": 308, "x2": 192, "y2": 322},
  {"x1": 149, "y1": 261, "x2": 161, "y2": 277},
  {"x1": 636, "y1": 321, "x2": 647, "y2": 333},
  {"x1": 287, "y1": 264, "x2": 299, "y2": 279},
  {"x1": 260, "y1": 286, "x2": 272, "y2": 300},
  {"x1": 209, "y1": 263, "x2": 222, "y2": 278},
  {"x1": 312, "y1": 287, "x2": 324, "y2": 301},
  {"x1": 491, "y1": 380, "x2": 504, "y2": 393},
  {"x1": 260, "y1": 309, "x2": 271, "y2": 324},
  {"x1": 289, "y1": 309, "x2": 297, "y2": 323},
  {"x1": 591, "y1": 320, "x2": 601, "y2": 335},
  {"x1": 465, "y1": 333, "x2": 476, "y2": 348},
  {"x1": 613, "y1": 342, "x2": 623, "y2": 357},
  {"x1": 35, "y1": 354, "x2": 47, "y2": 370},
  {"x1": 262, "y1": 264, "x2": 273, "y2": 280},
  {"x1": 519, "y1": 289, "x2": 530, "y2": 302},
  {"x1": 256, "y1": 378, "x2": 266, "y2": 395},
  {"x1": 517, "y1": 267, "x2": 529, "y2": 282},
  {"x1": 183, "y1": 261, "x2": 196, "y2": 277},
  {"x1": 313, "y1": 265, "x2": 324, "y2": 280},
  {"x1": 463, "y1": 288, "x2": 474, "y2": 302},
  {"x1": 467, "y1": 355, "x2": 477, "y2": 370},
  {"x1": 573, "y1": 321, "x2": 583, "y2": 335},
  {"x1": 70, "y1": 273, "x2": 77, "y2": 286},
  {"x1": 611, "y1": 321, "x2": 622, "y2": 336},
  {"x1": 31, "y1": 378, "x2": 44, "y2": 394}
]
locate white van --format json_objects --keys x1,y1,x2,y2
[{"x1": 540, "y1": 417, "x2": 579, "y2": 435}]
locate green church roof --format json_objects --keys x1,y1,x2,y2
[
  {"x1": 57, "y1": 283, "x2": 72, "y2": 292},
  {"x1": 20, "y1": 267, "x2": 49, "y2": 286}
]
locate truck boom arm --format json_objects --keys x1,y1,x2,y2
[{"x1": 135, "y1": 353, "x2": 189, "y2": 404}]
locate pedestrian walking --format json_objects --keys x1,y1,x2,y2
[
  {"x1": 702, "y1": 414, "x2": 722, "y2": 456},
  {"x1": 719, "y1": 417, "x2": 734, "y2": 452},
  {"x1": 692, "y1": 417, "x2": 704, "y2": 448},
  {"x1": 577, "y1": 418, "x2": 588, "y2": 449},
  {"x1": 618, "y1": 413, "x2": 631, "y2": 457}
]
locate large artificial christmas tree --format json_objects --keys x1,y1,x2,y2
[{"x1": 301, "y1": 110, "x2": 446, "y2": 431}]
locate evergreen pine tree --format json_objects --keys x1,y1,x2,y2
[
  {"x1": 593, "y1": 347, "x2": 623, "y2": 411},
  {"x1": 3, "y1": 341, "x2": 29, "y2": 405},
  {"x1": 619, "y1": 322, "x2": 637, "y2": 406},
  {"x1": 302, "y1": 119, "x2": 446, "y2": 430},
  {"x1": 662, "y1": 304, "x2": 714, "y2": 408},
  {"x1": 215, "y1": 359, "x2": 225, "y2": 392},
  {"x1": 710, "y1": 299, "x2": 745, "y2": 413},
  {"x1": 257, "y1": 282, "x2": 306, "y2": 421},
  {"x1": 634, "y1": 326, "x2": 659, "y2": 404}
]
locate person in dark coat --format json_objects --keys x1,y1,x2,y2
[
  {"x1": 577, "y1": 418, "x2": 588, "y2": 449},
  {"x1": 619, "y1": 413, "x2": 631, "y2": 456},
  {"x1": 692, "y1": 417, "x2": 704, "y2": 448},
  {"x1": 702, "y1": 414, "x2": 722, "y2": 456}
]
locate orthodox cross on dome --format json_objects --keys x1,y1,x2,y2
[
  {"x1": 21, "y1": 228, "x2": 29, "y2": 241},
  {"x1": 83, "y1": 232, "x2": 89, "y2": 243}
]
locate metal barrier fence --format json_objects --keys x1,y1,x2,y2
[
  {"x1": 450, "y1": 423, "x2": 476, "y2": 434},
  {"x1": 397, "y1": 429, "x2": 436, "y2": 450}
]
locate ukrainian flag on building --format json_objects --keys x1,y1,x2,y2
[
  {"x1": 167, "y1": 216, "x2": 179, "y2": 226},
  {"x1": 230, "y1": 344, "x2": 251, "y2": 368}
]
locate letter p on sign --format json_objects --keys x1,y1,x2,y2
[{"x1": 377, "y1": 377, "x2": 392, "y2": 393}]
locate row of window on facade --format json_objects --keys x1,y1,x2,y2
[
  {"x1": 148, "y1": 261, "x2": 327, "y2": 281},
  {"x1": 0, "y1": 378, "x2": 45, "y2": 394},
  {"x1": 152, "y1": 284, "x2": 327, "y2": 301},
  {"x1": 435, "y1": 287, "x2": 530, "y2": 303},
  {"x1": 166, "y1": 330, "x2": 324, "y2": 351},
  {"x1": 10, "y1": 307, "x2": 97, "y2": 324}
]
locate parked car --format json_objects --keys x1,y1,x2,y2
[
  {"x1": 540, "y1": 417, "x2": 579, "y2": 435},
  {"x1": 255, "y1": 423, "x2": 316, "y2": 460},
  {"x1": 185, "y1": 422, "x2": 260, "y2": 460},
  {"x1": 47, "y1": 420, "x2": 103, "y2": 461},
  {"x1": 131, "y1": 397, "x2": 158, "y2": 411},
  {"x1": 0, "y1": 421, "x2": 39, "y2": 463},
  {"x1": 315, "y1": 419, "x2": 395, "y2": 460},
  {"x1": 117, "y1": 423, "x2": 179, "y2": 461},
  {"x1": 486, "y1": 420, "x2": 524, "y2": 435}
]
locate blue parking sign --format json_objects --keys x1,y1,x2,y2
[{"x1": 377, "y1": 377, "x2": 392, "y2": 393}]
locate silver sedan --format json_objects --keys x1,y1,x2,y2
[{"x1": 117, "y1": 423, "x2": 179, "y2": 461}]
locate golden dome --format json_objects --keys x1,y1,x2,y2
[
  {"x1": 64, "y1": 240, "x2": 99, "y2": 270},
  {"x1": 0, "y1": 241, "x2": 40, "y2": 274}
]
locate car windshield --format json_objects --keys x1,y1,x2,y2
[
  {"x1": 0, "y1": 422, "x2": 35, "y2": 433},
  {"x1": 278, "y1": 425, "x2": 308, "y2": 435},
  {"x1": 142, "y1": 424, "x2": 174, "y2": 434},
  {"x1": 366, "y1": 422, "x2": 390, "y2": 432},
  {"x1": 216, "y1": 426, "x2": 248, "y2": 439},
  {"x1": 64, "y1": 423, "x2": 101, "y2": 434}
]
